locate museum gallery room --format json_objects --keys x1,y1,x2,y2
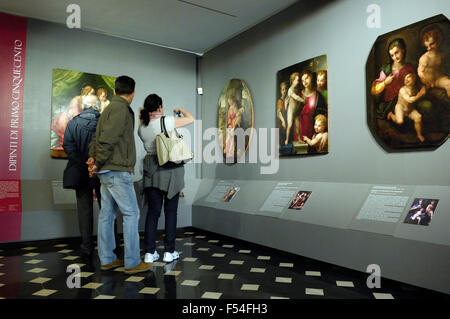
[{"x1": 0, "y1": 0, "x2": 449, "y2": 306}]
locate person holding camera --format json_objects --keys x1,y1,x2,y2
[{"x1": 138, "y1": 94, "x2": 194, "y2": 263}]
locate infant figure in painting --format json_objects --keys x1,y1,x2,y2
[
  {"x1": 303, "y1": 114, "x2": 328, "y2": 153},
  {"x1": 410, "y1": 208, "x2": 425, "y2": 224},
  {"x1": 387, "y1": 73, "x2": 426, "y2": 142},
  {"x1": 417, "y1": 27, "x2": 450, "y2": 97},
  {"x1": 96, "y1": 87, "x2": 110, "y2": 113}
]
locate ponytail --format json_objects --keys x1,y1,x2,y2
[{"x1": 140, "y1": 108, "x2": 150, "y2": 126}]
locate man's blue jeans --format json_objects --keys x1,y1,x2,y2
[{"x1": 98, "y1": 171, "x2": 141, "y2": 269}]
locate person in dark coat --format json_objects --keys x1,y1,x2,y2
[{"x1": 63, "y1": 94, "x2": 121, "y2": 258}]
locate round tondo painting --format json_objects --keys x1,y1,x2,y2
[{"x1": 217, "y1": 79, "x2": 254, "y2": 163}]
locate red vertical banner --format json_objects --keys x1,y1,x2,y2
[{"x1": 0, "y1": 13, "x2": 27, "y2": 242}]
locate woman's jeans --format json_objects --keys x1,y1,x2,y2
[
  {"x1": 144, "y1": 187, "x2": 180, "y2": 254},
  {"x1": 98, "y1": 171, "x2": 141, "y2": 269}
]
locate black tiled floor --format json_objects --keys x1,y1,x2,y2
[{"x1": 0, "y1": 227, "x2": 448, "y2": 299}]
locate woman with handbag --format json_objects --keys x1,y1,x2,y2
[{"x1": 138, "y1": 94, "x2": 194, "y2": 263}]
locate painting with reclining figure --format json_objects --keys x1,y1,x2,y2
[{"x1": 50, "y1": 68, "x2": 116, "y2": 158}]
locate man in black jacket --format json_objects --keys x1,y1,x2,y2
[{"x1": 63, "y1": 94, "x2": 121, "y2": 258}]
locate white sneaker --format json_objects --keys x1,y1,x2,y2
[
  {"x1": 163, "y1": 251, "x2": 180, "y2": 263},
  {"x1": 144, "y1": 251, "x2": 160, "y2": 263}
]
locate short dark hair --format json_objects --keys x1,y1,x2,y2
[{"x1": 115, "y1": 75, "x2": 135, "y2": 95}]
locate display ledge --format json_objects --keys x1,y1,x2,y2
[
  {"x1": 193, "y1": 179, "x2": 450, "y2": 247},
  {"x1": 192, "y1": 205, "x2": 450, "y2": 294},
  {"x1": 11, "y1": 178, "x2": 202, "y2": 243},
  {"x1": 21, "y1": 178, "x2": 202, "y2": 211}
]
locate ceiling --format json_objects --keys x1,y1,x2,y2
[{"x1": 0, "y1": 0, "x2": 299, "y2": 55}]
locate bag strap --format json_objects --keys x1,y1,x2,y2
[
  {"x1": 160, "y1": 116, "x2": 169, "y2": 138},
  {"x1": 161, "y1": 115, "x2": 183, "y2": 139}
]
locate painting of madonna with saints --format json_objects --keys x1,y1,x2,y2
[{"x1": 276, "y1": 54, "x2": 329, "y2": 156}]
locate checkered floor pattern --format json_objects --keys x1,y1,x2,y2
[{"x1": 0, "y1": 227, "x2": 446, "y2": 299}]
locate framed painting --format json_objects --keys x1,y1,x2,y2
[
  {"x1": 276, "y1": 54, "x2": 328, "y2": 156},
  {"x1": 217, "y1": 79, "x2": 254, "y2": 163},
  {"x1": 50, "y1": 68, "x2": 116, "y2": 158},
  {"x1": 366, "y1": 14, "x2": 450, "y2": 151}
]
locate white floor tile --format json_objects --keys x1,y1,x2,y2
[
  {"x1": 336, "y1": 281, "x2": 354, "y2": 287},
  {"x1": 241, "y1": 284, "x2": 259, "y2": 291},
  {"x1": 257, "y1": 256, "x2": 271, "y2": 260},
  {"x1": 305, "y1": 271, "x2": 321, "y2": 277},
  {"x1": 181, "y1": 280, "x2": 200, "y2": 286},
  {"x1": 201, "y1": 292, "x2": 222, "y2": 299},
  {"x1": 125, "y1": 276, "x2": 145, "y2": 282},
  {"x1": 305, "y1": 288, "x2": 324, "y2": 296},
  {"x1": 94, "y1": 295, "x2": 116, "y2": 299},
  {"x1": 82, "y1": 282, "x2": 103, "y2": 289},
  {"x1": 139, "y1": 287, "x2": 160, "y2": 295},
  {"x1": 250, "y1": 268, "x2": 266, "y2": 273},
  {"x1": 373, "y1": 293, "x2": 394, "y2": 299},
  {"x1": 32, "y1": 289, "x2": 57, "y2": 297},
  {"x1": 199, "y1": 265, "x2": 215, "y2": 270},
  {"x1": 29, "y1": 277, "x2": 52, "y2": 284},
  {"x1": 218, "y1": 273, "x2": 235, "y2": 280},
  {"x1": 275, "y1": 277, "x2": 292, "y2": 283}
]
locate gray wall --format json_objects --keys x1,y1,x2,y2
[
  {"x1": 7, "y1": 1, "x2": 450, "y2": 294},
  {"x1": 199, "y1": 0, "x2": 450, "y2": 185},
  {"x1": 193, "y1": 0, "x2": 450, "y2": 293},
  {"x1": 19, "y1": 18, "x2": 198, "y2": 241}
]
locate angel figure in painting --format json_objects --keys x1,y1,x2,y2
[
  {"x1": 387, "y1": 73, "x2": 427, "y2": 142},
  {"x1": 225, "y1": 93, "x2": 245, "y2": 158},
  {"x1": 417, "y1": 27, "x2": 450, "y2": 98}
]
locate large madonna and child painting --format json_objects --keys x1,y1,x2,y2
[
  {"x1": 366, "y1": 15, "x2": 450, "y2": 151},
  {"x1": 277, "y1": 54, "x2": 329, "y2": 156}
]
